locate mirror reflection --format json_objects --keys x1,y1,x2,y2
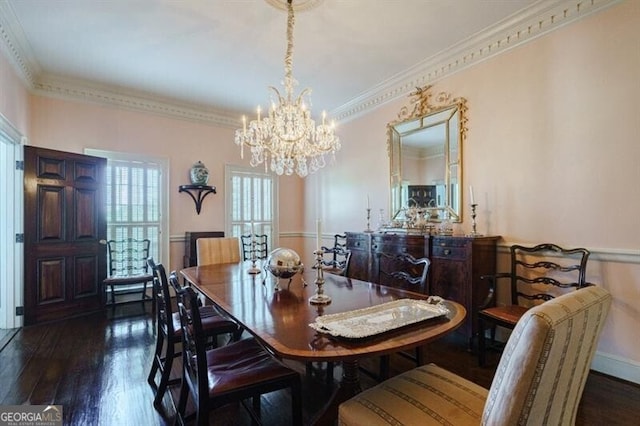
[{"x1": 387, "y1": 86, "x2": 467, "y2": 228}]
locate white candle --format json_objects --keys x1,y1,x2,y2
[
  {"x1": 316, "y1": 219, "x2": 322, "y2": 251},
  {"x1": 469, "y1": 185, "x2": 475, "y2": 205},
  {"x1": 251, "y1": 221, "x2": 255, "y2": 236},
  {"x1": 367, "y1": 195, "x2": 370, "y2": 210}
]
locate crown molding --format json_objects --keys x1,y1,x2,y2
[
  {"x1": 0, "y1": 0, "x2": 40, "y2": 87},
  {"x1": 32, "y1": 75, "x2": 241, "y2": 128},
  {"x1": 0, "y1": 0, "x2": 622, "y2": 127},
  {"x1": 331, "y1": 0, "x2": 623, "y2": 122}
]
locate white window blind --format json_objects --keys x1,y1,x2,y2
[
  {"x1": 106, "y1": 160, "x2": 161, "y2": 261},
  {"x1": 226, "y1": 165, "x2": 277, "y2": 251}
]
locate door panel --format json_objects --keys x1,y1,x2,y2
[{"x1": 24, "y1": 146, "x2": 107, "y2": 325}]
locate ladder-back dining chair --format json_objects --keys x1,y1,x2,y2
[
  {"x1": 103, "y1": 238, "x2": 153, "y2": 305},
  {"x1": 321, "y1": 233, "x2": 351, "y2": 276},
  {"x1": 374, "y1": 252, "x2": 430, "y2": 380},
  {"x1": 146, "y1": 259, "x2": 240, "y2": 409},
  {"x1": 477, "y1": 243, "x2": 590, "y2": 365},
  {"x1": 176, "y1": 286, "x2": 302, "y2": 425},
  {"x1": 240, "y1": 234, "x2": 269, "y2": 261}
]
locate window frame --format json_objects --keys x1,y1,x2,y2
[{"x1": 224, "y1": 164, "x2": 279, "y2": 251}]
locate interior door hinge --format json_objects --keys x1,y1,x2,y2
[
  {"x1": 16, "y1": 160, "x2": 24, "y2": 170},
  {"x1": 16, "y1": 233, "x2": 24, "y2": 243}
]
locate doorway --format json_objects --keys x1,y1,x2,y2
[{"x1": 0, "y1": 114, "x2": 23, "y2": 329}]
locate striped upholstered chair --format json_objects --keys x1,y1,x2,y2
[{"x1": 338, "y1": 285, "x2": 611, "y2": 425}]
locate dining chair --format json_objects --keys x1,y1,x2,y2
[
  {"x1": 372, "y1": 252, "x2": 431, "y2": 380},
  {"x1": 477, "y1": 243, "x2": 590, "y2": 366},
  {"x1": 240, "y1": 233, "x2": 269, "y2": 261},
  {"x1": 176, "y1": 286, "x2": 302, "y2": 425},
  {"x1": 321, "y1": 233, "x2": 351, "y2": 276},
  {"x1": 196, "y1": 237, "x2": 241, "y2": 265},
  {"x1": 103, "y1": 238, "x2": 154, "y2": 305},
  {"x1": 146, "y1": 259, "x2": 240, "y2": 409},
  {"x1": 339, "y1": 285, "x2": 611, "y2": 425}
]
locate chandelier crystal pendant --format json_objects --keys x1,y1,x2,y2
[{"x1": 234, "y1": 0, "x2": 340, "y2": 177}]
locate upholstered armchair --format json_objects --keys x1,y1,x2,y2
[{"x1": 338, "y1": 285, "x2": 611, "y2": 425}]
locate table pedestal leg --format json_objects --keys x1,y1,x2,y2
[{"x1": 312, "y1": 359, "x2": 362, "y2": 426}]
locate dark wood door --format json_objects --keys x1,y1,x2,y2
[{"x1": 24, "y1": 146, "x2": 107, "y2": 325}]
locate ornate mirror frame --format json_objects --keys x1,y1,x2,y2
[{"x1": 387, "y1": 85, "x2": 468, "y2": 225}]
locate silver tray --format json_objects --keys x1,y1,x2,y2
[{"x1": 309, "y1": 297, "x2": 449, "y2": 339}]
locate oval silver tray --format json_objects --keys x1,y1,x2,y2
[{"x1": 309, "y1": 298, "x2": 449, "y2": 339}]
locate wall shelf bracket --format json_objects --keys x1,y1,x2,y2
[{"x1": 179, "y1": 184, "x2": 216, "y2": 214}]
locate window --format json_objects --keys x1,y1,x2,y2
[
  {"x1": 86, "y1": 149, "x2": 168, "y2": 266},
  {"x1": 225, "y1": 165, "x2": 278, "y2": 251}
]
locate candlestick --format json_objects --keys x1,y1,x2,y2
[
  {"x1": 364, "y1": 208, "x2": 372, "y2": 233},
  {"x1": 309, "y1": 248, "x2": 331, "y2": 305},
  {"x1": 316, "y1": 219, "x2": 322, "y2": 251},
  {"x1": 468, "y1": 203, "x2": 483, "y2": 237}
]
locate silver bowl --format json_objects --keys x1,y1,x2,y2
[{"x1": 265, "y1": 247, "x2": 304, "y2": 279}]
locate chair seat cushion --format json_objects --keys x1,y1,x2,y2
[
  {"x1": 339, "y1": 363, "x2": 488, "y2": 425},
  {"x1": 479, "y1": 305, "x2": 529, "y2": 325},
  {"x1": 103, "y1": 273, "x2": 153, "y2": 285},
  {"x1": 204, "y1": 338, "x2": 298, "y2": 397},
  {"x1": 171, "y1": 311, "x2": 238, "y2": 337}
]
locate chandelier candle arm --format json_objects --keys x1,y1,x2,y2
[{"x1": 234, "y1": 0, "x2": 341, "y2": 178}]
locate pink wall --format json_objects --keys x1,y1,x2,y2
[
  {"x1": 0, "y1": 50, "x2": 29, "y2": 134},
  {"x1": 316, "y1": 1, "x2": 640, "y2": 376}
]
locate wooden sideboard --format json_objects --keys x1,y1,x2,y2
[{"x1": 345, "y1": 232, "x2": 500, "y2": 345}]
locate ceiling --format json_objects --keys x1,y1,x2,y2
[{"x1": 0, "y1": 0, "x2": 613, "y2": 126}]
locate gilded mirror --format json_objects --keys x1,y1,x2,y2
[{"x1": 388, "y1": 85, "x2": 467, "y2": 225}]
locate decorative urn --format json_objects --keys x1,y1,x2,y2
[{"x1": 189, "y1": 161, "x2": 210, "y2": 185}]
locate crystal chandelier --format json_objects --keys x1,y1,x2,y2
[{"x1": 234, "y1": 0, "x2": 340, "y2": 177}]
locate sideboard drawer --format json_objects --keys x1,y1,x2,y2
[
  {"x1": 431, "y1": 245, "x2": 467, "y2": 260},
  {"x1": 432, "y1": 237, "x2": 469, "y2": 248}
]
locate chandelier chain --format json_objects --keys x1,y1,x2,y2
[{"x1": 284, "y1": 0, "x2": 294, "y2": 98}]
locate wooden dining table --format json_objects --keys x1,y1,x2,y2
[{"x1": 181, "y1": 261, "x2": 466, "y2": 425}]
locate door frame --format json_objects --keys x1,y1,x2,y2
[{"x1": 0, "y1": 113, "x2": 24, "y2": 329}]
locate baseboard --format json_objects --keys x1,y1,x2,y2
[{"x1": 591, "y1": 351, "x2": 640, "y2": 385}]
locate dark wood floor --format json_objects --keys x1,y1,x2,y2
[{"x1": 1, "y1": 302, "x2": 638, "y2": 425}]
